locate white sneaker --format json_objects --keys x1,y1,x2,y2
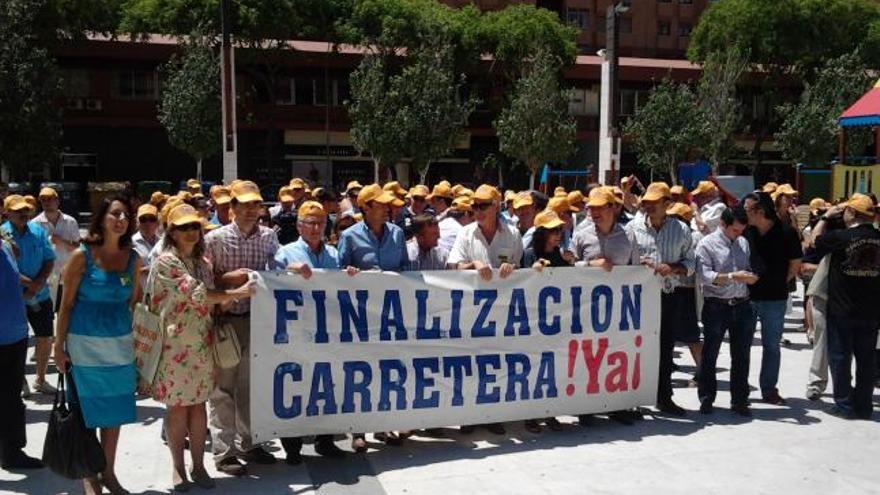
[
  {"x1": 21, "y1": 377, "x2": 32, "y2": 398},
  {"x1": 34, "y1": 380, "x2": 57, "y2": 395}
]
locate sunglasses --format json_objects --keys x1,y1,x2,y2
[
  {"x1": 175, "y1": 223, "x2": 202, "y2": 232},
  {"x1": 108, "y1": 210, "x2": 129, "y2": 220},
  {"x1": 473, "y1": 202, "x2": 493, "y2": 211}
]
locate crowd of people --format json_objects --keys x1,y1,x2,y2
[{"x1": 1, "y1": 176, "x2": 879, "y2": 494}]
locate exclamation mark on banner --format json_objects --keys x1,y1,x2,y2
[{"x1": 566, "y1": 339, "x2": 578, "y2": 396}]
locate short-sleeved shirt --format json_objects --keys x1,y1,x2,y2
[
  {"x1": 568, "y1": 222, "x2": 639, "y2": 266},
  {"x1": 273, "y1": 238, "x2": 340, "y2": 270},
  {"x1": 626, "y1": 215, "x2": 695, "y2": 293},
  {"x1": 447, "y1": 221, "x2": 523, "y2": 268},
  {"x1": 205, "y1": 221, "x2": 280, "y2": 314},
  {"x1": 337, "y1": 221, "x2": 408, "y2": 272},
  {"x1": 132, "y1": 231, "x2": 158, "y2": 269},
  {"x1": 0, "y1": 242, "x2": 28, "y2": 345},
  {"x1": 438, "y1": 217, "x2": 462, "y2": 253},
  {"x1": 31, "y1": 211, "x2": 80, "y2": 276},
  {"x1": 745, "y1": 222, "x2": 803, "y2": 301},
  {"x1": 1, "y1": 221, "x2": 56, "y2": 303},
  {"x1": 810, "y1": 224, "x2": 880, "y2": 322},
  {"x1": 406, "y1": 240, "x2": 449, "y2": 271}
]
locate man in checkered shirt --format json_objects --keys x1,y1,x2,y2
[{"x1": 205, "y1": 180, "x2": 280, "y2": 475}]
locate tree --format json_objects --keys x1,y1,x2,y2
[
  {"x1": 695, "y1": 48, "x2": 748, "y2": 175},
  {"x1": 493, "y1": 50, "x2": 576, "y2": 189},
  {"x1": 158, "y1": 38, "x2": 221, "y2": 180},
  {"x1": 775, "y1": 51, "x2": 875, "y2": 166},
  {"x1": 623, "y1": 79, "x2": 703, "y2": 185},
  {"x1": 0, "y1": 0, "x2": 62, "y2": 181}
]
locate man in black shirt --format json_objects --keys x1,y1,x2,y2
[
  {"x1": 808, "y1": 193, "x2": 880, "y2": 419},
  {"x1": 742, "y1": 192, "x2": 803, "y2": 405}
]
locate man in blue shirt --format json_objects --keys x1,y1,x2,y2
[
  {"x1": 1, "y1": 195, "x2": 56, "y2": 395},
  {"x1": 338, "y1": 184, "x2": 408, "y2": 272},
  {"x1": 0, "y1": 235, "x2": 44, "y2": 469},
  {"x1": 272, "y1": 201, "x2": 348, "y2": 464}
]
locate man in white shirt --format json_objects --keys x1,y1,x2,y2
[
  {"x1": 692, "y1": 181, "x2": 727, "y2": 235},
  {"x1": 438, "y1": 197, "x2": 473, "y2": 252},
  {"x1": 31, "y1": 187, "x2": 79, "y2": 308}
]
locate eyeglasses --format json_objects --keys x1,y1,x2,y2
[
  {"x1": 108, "y1": 210, "x2": 128, "y2": 220},
  {"x1": 473, "y1": 202, "x2": 493, "y2": 211},
  {"x1": 299, "y1": 220, "x2": 324, "y2": 229},
  {"x1": 175, "y1": 223, "x2": 201, "y2": 232}
]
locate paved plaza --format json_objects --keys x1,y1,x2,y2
[{"x1": 3, "y1": 287, "x2": 879, "y2": 495}]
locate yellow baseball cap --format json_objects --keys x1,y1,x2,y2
[
  {"x1": 150, "y1": 191, "x2": 168, "y2": 206},
  {"x1": 211, "y1": 186, "x2": 232, "y2": 205},
  {"x1": 642, "y1": 182, "x2": 671, "y2": 202},
  {"x1": 357, "y1": 183, "x2": 396, "y2": 208},
  {"x1": 38, "y1": 187, "x2": 58, "y2": 199},
  {"x1": 587, "y1": 187, "x2": 616, "y2": 207},
  {"x1": 427, "y1": 183, "x2": 454, "y2": 200},
  {"x1": 669, "y1": 185, "x2": 685, "y2": 197},
  {"x1": 137, "y1": 204, "x2": 158, "y2": 220},
  {"x1": 513, "y1": 191, "x2": 534, "y2": 210},
  {"x1": 762, "y1": 182, "x2": 779, "y2": 193},
  {"x1": 278, "y1": 186, "x2": 295, "y2": 203},
  {"x1": 410, "y1": 185, "x2": 429, "y2": 198},
  {"x1": 844, "y1": 193, "x2": 875, "y2": 217},
  {"x1": 23, "y1": 196, "x2": 37, "y2": 210},
  {"x1": 553, "y1": 186, "x2": 567, "y2": 197},
  {"x1": 504, "y1": 190, "x2": 517, "y2": 202},
  {"x1": 168, "y1": 204, "x2": 204, "y2": 227},
  {"x1": 473, "y1": 184, "x2": 501, "y2": 202},
  {"x1": 383, "y1": 181, "x2": 407, "y2": 198},
  {"x1": 666, "y1": 202, "x2": 694, "y2": 222},
  {"x1": 3, "y1": 194, "x2": 29, "y2": 212},
  {"x1": 457, "y1": 188, "x2": 474, "y2": 198},
  {"x1": 548, "y1": 196, "x2": 578, "y2": 214},
  {"x1": 567, "y1": 190, "x2": 585, "y2": 207},
  {"x1": 610, "y1": 186, "x2": 625, "y2": 204},
  {"x1": 289, "y1": 178, "x2": 306, "y2": 190},
  {"x1": 533, "y1": 210, "x2": 565, "y2": 230},
  {"x1": 809, "y1": 198, "x2": 827, "y2": 212},
  {"x1": 774, "y1": 183, "x2": 797, "y2": 196},
  {"x1": 345, "y1": 180, "x2": 364, "y2": 193},
  {"x1": 186, "y1": 179, "x2": 201, "y2": 190},
  {"x1": 231, "y1": 180, "x2": 263, "y2": 203},
  {"x1": 691, "y1": 181, "x2": 717, "y2": 196},
  {"x1": 297, "y1": 200, "x2": 327, "y2": 218},
  {"x1": 451, "y1": 196, "x2": 473, "y2": 212}
]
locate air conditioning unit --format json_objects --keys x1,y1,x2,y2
[
  {"x1": 66, "y1": 98, "x2": 84, "y2": 110},
  {"x1": 85, "y1": 99, "x2": 103, "y2": 111}
]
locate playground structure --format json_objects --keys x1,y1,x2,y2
[{"x1": 835, "y1": 79, "x2": 880, "y2": 200}]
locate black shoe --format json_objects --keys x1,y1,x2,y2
[
  {"x1": 215, "y1": 457, "x2": 247, "y2": 476},
  {"x1": 1, "y1": 450, "x2": 44, "y2": 470},
  {"x1": 608, "y1": 410, "x2": 634, "y2": 425},
  {"x1": 577, "y1": 414, "x2": 596, "y2": 427},
  {"x1": 731, "y1": 404, "x2": 752, "y2": 417},
  {"x1": 545, "y1": 417, "x2": 563, "y2": 431},
  {"x1": 240, "y1": 448, "x2": 277, "y2": 465},
  {"x1": 285, "y1": 452, "x2": 303, "y2": 466},
  {"x1": 762, "y1": 391, "x2": 786, "y2": 405},
  {"x1": 484, "y1": 423, "x2": 506, "y2": 435},
  {"x1": 459, "y1": 425, "x2": 475, "y2": 434},
  {"x1": 827, "y1": 405, "x2": 857, "y2": 420},
  {"x1": 657, "y1": 401, "x2": 687, "y2": 417},
  {"x1": 699, "y1": 401, "x2": 714, "y2": 415},
  {"x1": 524, "y1": 420, "x2": 541, "y2": 433},
  {"x1": 315, "y1": 440, "x2": 346, "y2": 459}
]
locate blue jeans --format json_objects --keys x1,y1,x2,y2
[
  {"x1": 699, "y1": 300, "x2": 756, "y2": 406},
  {"x1": 826, "y1": 316, "x2": 879, "y2": 418},
  {"x1": 751, "y1": 300, "x2": 787, "y2": 395}
]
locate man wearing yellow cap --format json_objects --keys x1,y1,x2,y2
[
  {"x1": 626, "y1": 182, "x2": 695, "y2": 417},
  {"x1": 204, "y1": 180, "x2": 281, "y2": 474},
  {"x1": 427, "y1": 183, "x2": 455, "y2": 220},
  {"x1": 339, "y1": 180, "x2": 363, "y2": 214},
  {"x1": 32, "y1": 187, "x2": 80, "y2": 308},
  {"x1": 569, "y1": 187, "x2": 639, "y2": 271},
  {"x1": 2, "y1": 195, "x2": 57, "y2": 394},
  {"x1": 132, "y1": 204, "x2": 160, "y2": 284},
  {"x1": 512, "y1": 191, "x2": 536, "y2": 235},
  {"x1": 438, "y1": 197, "x2": 473, "y2": 252},
  {"x1": 805, "y1": 193, "x2": 880, "y2": 419},
  {"x1": 271, "y1": 186, "x2": 299, "y2": 245},
  {"x1": 691, "y1": 181, "x2": 726, "y2": 235},
  {"x1": 209, "y1": 186, "x2": 233, "y2": 226},
  {"x1": 186, "y1": 179, "x2": 202, "y2": 195}
]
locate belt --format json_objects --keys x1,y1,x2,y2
[{"x1": 705, "y1": 296, "x2": 750, "y2": 306}]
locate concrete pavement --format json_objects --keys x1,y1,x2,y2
[{"x1": 3, "y1": 288, "x2": 879, "y2": 495}]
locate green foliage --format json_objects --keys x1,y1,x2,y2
[
  {"x1": 623, "y1": 79, "x2": 703, "y2": 184},
  {"x1": 695, "y1": 48, "x2": 748, "y2": 174},
  {"x1": 346, "y1": 32, "x2": 476, "y2": 174},
  {"x1": 775, "y1": 51, "x2": 875, "y2": 165},
  {"x1": 158, "y1": 39, "x2": 221, "y2": 166},
  {"x1": 0, "y1": 0, "x2": 62, "y2": 179},
  {"x1": 493, "y1": 50, "x2": 576, "y2": 177},
  {"x1": 481, "y1": 5, "x2": 577, "y2": 75}
]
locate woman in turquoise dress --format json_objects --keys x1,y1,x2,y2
[{"x1": 55, "y1": 195, "x2": 141, "y2": 495}]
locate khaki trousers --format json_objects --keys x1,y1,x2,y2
[{"x1": 209, "y1": 314, "x2": 257, "y2": 462}]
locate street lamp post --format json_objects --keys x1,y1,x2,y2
[
  {"x1": 597, "y1": 1, "x2": 629, "y2": 185},
  {"x1": 220, "y1": 0, "x2": 239, "y2": 183}
]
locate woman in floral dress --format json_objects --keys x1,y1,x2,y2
[{"x1": 148, "y1": 204, "x2": 252, "y2": 491}]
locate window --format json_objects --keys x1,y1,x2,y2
[
  {"x1": 620, "y1": 17, "x2": 633, "y2": 34},
  {"x1": 679, "y1": 0, "x2": 693, "y2": 4},
  {"x1": 566, "y1": 8, "x2": 589, "y2": 30},
  {"x1": 658, "y1": 21, "x2": 671, "y2": 36},
  {"x1": 276, "y1": 76, "x2": 346, "y2": 106},
  {"x1": 620, "y1": 89, "x2": 637, "y2": 117},
  {"x1": 61, "y1": 69, "x2": 90, "y2": 98},
  {"x1": 114, "y1": 70, "x2": 158, "y2": 100},
  {"x1": 678, "y1": 23, "x2": 692, "y2": 37}
]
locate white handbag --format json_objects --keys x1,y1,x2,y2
[{"x1": 212, "y1": 321, "x2": 241, "y2": 370}]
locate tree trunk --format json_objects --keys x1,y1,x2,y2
[
  {"x1": 419, "y1": 161, "x2": 431, "y2": 185},
  {"x1": 668, "y1": 162, "x2": 678, "y2": 186},
  {"x1": 196, "y1": 158, "x2": 203, "y2": 181},
  {"x1": 529, "y1": 170, "x2": 535, "y2": 190},
  {"x1": 373, "y1": 159, "x2": 380, "y2": 184}
]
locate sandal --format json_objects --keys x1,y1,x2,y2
[{"x1": 351, "y1": 436, "x2": 367, "y2": 453}]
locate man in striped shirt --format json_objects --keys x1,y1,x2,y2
[{"x1": 626, "y1": 182, "x2": 695, "y2": 417}]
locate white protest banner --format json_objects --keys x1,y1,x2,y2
[{"x1": 250, "y1": 266, "x2": 660, "y2": 441}]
